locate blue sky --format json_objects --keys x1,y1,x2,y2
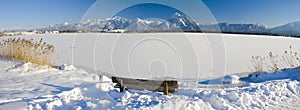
[
  {"x1": 0, "y1": 0, "x2": 96, "y2": 29},
  {"x1": 0, "y1": 0, "x2": 300, "y2": 29},
  {"x1": 115, "y1": 3, "x2": 181, "y2": 20},
  {"x1": 203, "y1": 0, "x2": 300, "y2": 27}
]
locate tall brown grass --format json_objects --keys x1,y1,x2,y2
[{"x1": 0, "y1": 38, "x2": 55, "y2": 67}]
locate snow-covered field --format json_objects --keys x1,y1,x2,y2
[
  {"x1": 1, "y1": 33, "x2": 300, "y2": 110},
  {"x1": 1, "y1": 33, "x2": 300, "y2": 80},
  {"x1": 0, "y1": 57, "x2": 300, "y2": 110}
]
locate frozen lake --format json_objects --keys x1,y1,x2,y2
[{"x1": 1, "y1": 33, "x2": 300, "y2": 80}]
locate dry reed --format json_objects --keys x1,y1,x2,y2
[
  {"x1": 0, "y1": 38, "x2": 55, "y2": 67},
  {"x1": 250, "y1": 45, "x2": 300, "y2": 72}
]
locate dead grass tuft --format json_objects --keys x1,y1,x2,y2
[
  {"x1": 0, "y1": 38, "x2": 55, "y2": 67},
  {"x1": 250, "y1": 45, "x2": 300, "y2": 72}
]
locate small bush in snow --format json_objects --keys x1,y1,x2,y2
[
  {"x1": 0, "y1": 38, "x2": 55, "y2": 67},
  {"x1": 282, "y1": 45, "x2": 300, "y2": 68},
  {"x1": 250, "y1": 56, "x2": 265, "y2": 72},
  {"x1": 250, "y1": 45, "x2": 300, "y2": 72}
]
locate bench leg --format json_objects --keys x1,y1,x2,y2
[{"x1": 164, "y1": 81, "x2": 171, "y2": 96}]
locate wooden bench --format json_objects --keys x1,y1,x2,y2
[{"x1": 112, "y1": 76, "x2": 178, "y2": 95}]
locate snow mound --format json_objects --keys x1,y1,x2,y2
[
  {"x1": 7, "y1": 62, "x2": 52, "y2": 73},
  {"x1": 28, "y1": 87, "x2": 84, "y2": 110},
  {"x1": 1, "y1": 59, "x2": 300, "y2": 110},
  {"x1": 25, "y1": 78, "x2": 300, "y2": 110},
  {"x1": 59, "y1": 64, "x2": 77, "y2": 71},
  {"x1": 95, "y1": 82, "x2": 114, "y2": 92},
  {"x1": 193, "y1": 80, "x2": 300, "y2": 109},
  {"x1": 248, "y1": 67, "x2": 300, "y2": 82},
  {"x1": 99, "y1": 75, "x2": 112, "y2": 82},
  {"x1": 223, "y1": 75, "x2": 240, "y2": 84},
  {"x1": 199, "y1": 75, "x2": 241, "y2": 84}
]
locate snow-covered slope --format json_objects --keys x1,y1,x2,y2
[
  {"x1": 40, "y1": 13, "x2": 270, "y2": 33},
  {"x1": 201, "y1": 23, "x2": 268, "y2": 33},
  {"x1": 40, "y1": 22, "x2": 78, "y2": 31},
  {"x1": 270, "y1": 21, "x2": 300, "y2": 36},
  {"x1": 36, "y1": 12, "x2": 300, "y2": 36},
  {"x1": 3, "y1": 13, "x2": 300, "y2": 37},
  {"x1": 40, "y1": 13, "x2": 200, "y2": 32},
  {"x1": 167, "y1": 13, "x2": 200, "y2": 31},
  {"x1": 0, "y1": 27, "x2": 27, "y2": 32},
  {"x1": 0, "y1": 58, "x2": 300, "y2": 110}
]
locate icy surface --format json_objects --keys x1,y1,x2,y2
[
  {"x1": 2, "y1": 33, "x2": 300, "y2": 80},
  {"x1": 0, "y1": 58, "x2": 300, "y2": 110}
]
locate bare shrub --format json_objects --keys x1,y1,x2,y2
[
  {"x1": 281, "y1": 45, "x2": 300, "y2": 68},
  {"x1": 250, "y1": 45, "x2": 300, "y2": 72},
  {"x1": 266, "y1": 52, "x2": 279, "y2": 71},
  {"x1": 250, "y1": 56, "x2": 265, "y2": 72}
]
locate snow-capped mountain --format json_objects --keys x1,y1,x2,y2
[
  {"x1": 39, "y1": 13, "x2": 267, "y2": 33},
  {"x1": 0, "y1": 27, "x2": 27, "y2": 32},
  {"x1": 102, "y1": 16, "x2": 134, "y2": 30},
  {"x1": 36, "y1": 12, "x2": 300, "y2": 37},
  {"x1": 40, "y1": 13, "x2": 201, "y2": 32},
  {"x1": 201, "y1": 23, "x2": 268, "y2": 33},
  {"x1": 125, "y1": 18, "x2": 164, "y2": 31},
  {"x1": 103, "y1": 13, "x2": 200, "y2": 31},
  {"x1": 77, "y1": 17, "x2": 134, "y2": 31},
  {"x1": 270, "y1": 21, "x2": 300, "y2": 36},
  {"x1": 168, "y1": 13, "x2": 200, "y2": 31},
  {"x1": 217, "y1": 23, "x2": 268, "y2": 33},
  {"x1": 40, "y1": 22, "x2": 78, "y2": 31}
]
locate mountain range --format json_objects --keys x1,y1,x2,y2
[
  {"x1": 0, "y1": 27, "x2": 27, "y2": 32},
  {"x1": 7, "y1": 13, "x2": 300, "y2": 37}
]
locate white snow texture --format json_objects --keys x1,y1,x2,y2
[{"x1": 0, "y1": 58, "x2": 300, "y2": 110}]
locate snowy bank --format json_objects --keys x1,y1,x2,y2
[{"x1": 1, "y1": 58, "x2": 300, "y2": 109}]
